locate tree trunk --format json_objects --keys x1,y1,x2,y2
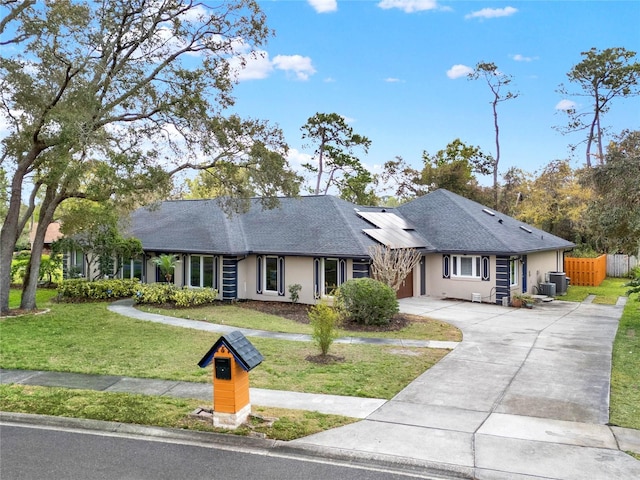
[
  {"x1": 20, "y1": 185, "x2": 60, "y2": 310},
  {"x1": 0, "y1": 165, "x2": 28, "y2": 314},
  {"x1": 314, "y1": 131, "x2": 327, "y2": 195},
  {"x1": 492, "y1": 98, "x2": 500, "y2": 210}
]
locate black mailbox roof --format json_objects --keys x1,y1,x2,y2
[{"x1": 198, "y1": 331, "x2": 264, "y2": 372}]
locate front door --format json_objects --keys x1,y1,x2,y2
[{"x1": 397, "y1": 272, "x2": 413, "y2": 299}]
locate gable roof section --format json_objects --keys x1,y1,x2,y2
[{"x1": 397, "y1": 189, "x2": 574, "y2": 255}]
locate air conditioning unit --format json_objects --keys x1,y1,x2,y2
[
  {"x1": 539, "y1": 282, "x2": 556, "y2": 297},
  {"x1": 549, "y1": 272, "x2": 567, "y2": 295}
]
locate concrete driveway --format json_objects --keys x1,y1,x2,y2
[{"x1": 293, "y1": 297, "x2": 640, "y2": 479}]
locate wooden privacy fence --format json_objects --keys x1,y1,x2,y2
[
  {"x1": 564, "y1": 255, "x2": 607, "y2": 287},
  {"x1": 606, "y1": 254, "x2": 638, "y2": 277}
]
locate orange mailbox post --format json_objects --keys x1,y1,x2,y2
[{"x1": 198, "y1": 331, "x2": 263, "y2": 429}]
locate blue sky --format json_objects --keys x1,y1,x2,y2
[{"x1": 227, "y1": 0, "x2": 640, "y2": 191}]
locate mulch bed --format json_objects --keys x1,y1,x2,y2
[{"x1": 235, "y1": 300, "x2": 412, "y2": 332}]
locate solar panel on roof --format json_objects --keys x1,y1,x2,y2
[
  {"x1": 357, "y1": 211, "x2": 414, "y2": 230},
  {"x1": 363, "y1": 228, "x2": 426, "y2": 249}
]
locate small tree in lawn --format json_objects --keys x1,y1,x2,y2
[
  {"x1": 309, "y1": 302, "x2": 338, "y2": 357},
  {"x1": 369, "y1": 245, "x2": 422, "y2": 292},
  {"x1": 153, "y1": 254, "x2": 179, "y2": 283}
]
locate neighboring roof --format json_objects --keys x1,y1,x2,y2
[
  {"x1": 125, "y1": 189, "x2": 574, "y2": 258},
  {"x1": 198, "y1": 331, "x2": 264, "y2": 372},
  {"x1": 396, "y1": 189, "x2": 575, "y2": 255},
  {"x1": 29, "y1": 222, "x2": 63, "y2": 246}
]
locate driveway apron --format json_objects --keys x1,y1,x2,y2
[{"x1": 293, "y1": 297, "x2": 640, "y2": 479}]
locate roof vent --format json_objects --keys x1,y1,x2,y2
[
  {"x1": 519, "y1": 226, "x2": 532, "y2": 233},
  {"x1": 482, "y1": 208, "x2": 495, "y2": 216}
]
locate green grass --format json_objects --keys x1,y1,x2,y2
[
  {"x1": 8, "y1": 287, "x2": 58, "y2": 309},
  {"x1": 140, "y1": 304, "x2": 462, "y2": 342},
  {"x1": 610, "y1": 295, "x2": 640, "y2": 430},
  {"x1": 0, "y1": 384, "x2": 356, "y2": 441},
  {"x1": 562, "y1": 277, "x2": 629, "y2": 304},
  {"x1": 0, "y1": 300, "x2": 448, "y2": 399}
]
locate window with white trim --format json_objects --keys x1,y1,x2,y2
[
  {"x1": 509, "y1": 257, "x2": 519, "y2": 287},
  {"x1": 189, "y1": 255, "x2": 216, "y2": 288},
  {"x1": 451, "y1": 255, "x2": 481, "y2": 279}
]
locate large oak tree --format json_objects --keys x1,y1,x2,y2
[{"x1": 0, "y1": 0, "x2": 299, "y2": 314}]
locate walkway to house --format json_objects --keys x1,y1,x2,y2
[{"x1": 106, "y1": 299, "x2": 460, "y2": 350}]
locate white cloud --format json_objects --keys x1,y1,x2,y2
[
  {"x1": 273, "y1": 54, "x2": 316, "y2": 81},
  {"x1": 308, "y1": 0, "x2": 337, "y2": 13},
  {"x1": 287, "y1": 148, "x2": 313, "y2": 169},
  {"x1": 324, "y1": 77, "x2": 336, "y2": 83},
  {"x1": 385, "y1": 77, "x2": 403, "y2": 83},
  {"x1": 446, "y1": 64, "x2": 473, "y2": 79},
  {"x1": 511, "y1": 53, "x2": 537, "y2": 62},
  {"x1": 465, "y1": 6, "x2": 517, "y2": 19},
  {"x1": 229, "y1": 50, "x2": 274, "y2": 81},
  {"x1": 555, "y1": 99, "x2": 577, "y2": 111},
  {"x1": 377, "y1": 0, "x2": 440, "y2": 13}
]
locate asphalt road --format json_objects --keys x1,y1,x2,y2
[{"x1": 0, "y1": 423, "x2": 444, "y2": 480}]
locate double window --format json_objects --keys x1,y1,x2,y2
[
  {"x1": 190, "y1": 255, "x2": 217, "y2": 288},
  {"x1": 314, "y1": 258, "x2": 347, "y2": 297},
  {"x1": 443, "y1": 254, "x2": 490, "y2": 281},
  {"x1": 122, "y1": 257, "x2": 143, "y2": 280},
  {"x1": 452, "y1": 255, "x2": 481, "y2": 279}
]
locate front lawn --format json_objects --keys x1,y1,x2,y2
[
  {"x1": 0, "y1": 384, "x2": 356, "y2": 441},
  {"x1": 0, "y1": 300, "x2": 448, "y2": 399}
]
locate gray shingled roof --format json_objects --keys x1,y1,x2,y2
[
  {"x1": 125, "y1": 189, "x2": 574, "y2": 258},
  {"x1": 198, "y1": 331, "x2": 263, "y2": 371},
  {"x1": 127, "y1": 195, "x2": 381, "y2": 257},
  {"x1": 396, "y1": 189, "x2": 575, "y2": 255}
]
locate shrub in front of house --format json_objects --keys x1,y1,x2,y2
[
  {"x1": 335, "y1": 277, "x2": 399, "y2": 326},
  {"x1": 57, "y1": 279, "x2": 141, "y2": 300},
  {"x1": 309, "y1": 302, "x2": 338, "y2": 356},
  {"x1": 134, "y1": 283, "x2": 217, "y2": 307}
]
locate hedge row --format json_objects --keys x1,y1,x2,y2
[
  {"x1": 134, "y1": 283, "x2": 218, "y2": 307},
  {"x1": 57, "y1": 279, "x2": 218, "y2": 308},
  {"x1": 57, "y1": 279, "x2": 141, "y2": 300}
]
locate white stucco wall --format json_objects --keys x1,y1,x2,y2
[
  {"x1": 423, "y1": 254, "x2": 498, "y2": 303},
  {"x1": 237, "y1": 255, "x2": 356, "y2": 305},
  {"x1": 524, "y1": 250, "x2": 566, "y2": 294}
]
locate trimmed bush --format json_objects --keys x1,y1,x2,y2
[
  {"x1": 134, "y1": 283, "x2": 218, "y2": 307},
  {"x1": 336, "y1": 278, "x2": 399, "y2": 326},
  {"x1": 309, "y1": 302, "x2": 338, "y2": 356},
  {"x1": 57, "y1": 279, "x2": 141, "y2": 300}
]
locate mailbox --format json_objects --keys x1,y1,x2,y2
[
  {"x1": 215, "y1": 357, "x2": 231, "y2": 380},
  {"x1": 198, "y1": 331, "x2": 263, "y2": 429}
]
